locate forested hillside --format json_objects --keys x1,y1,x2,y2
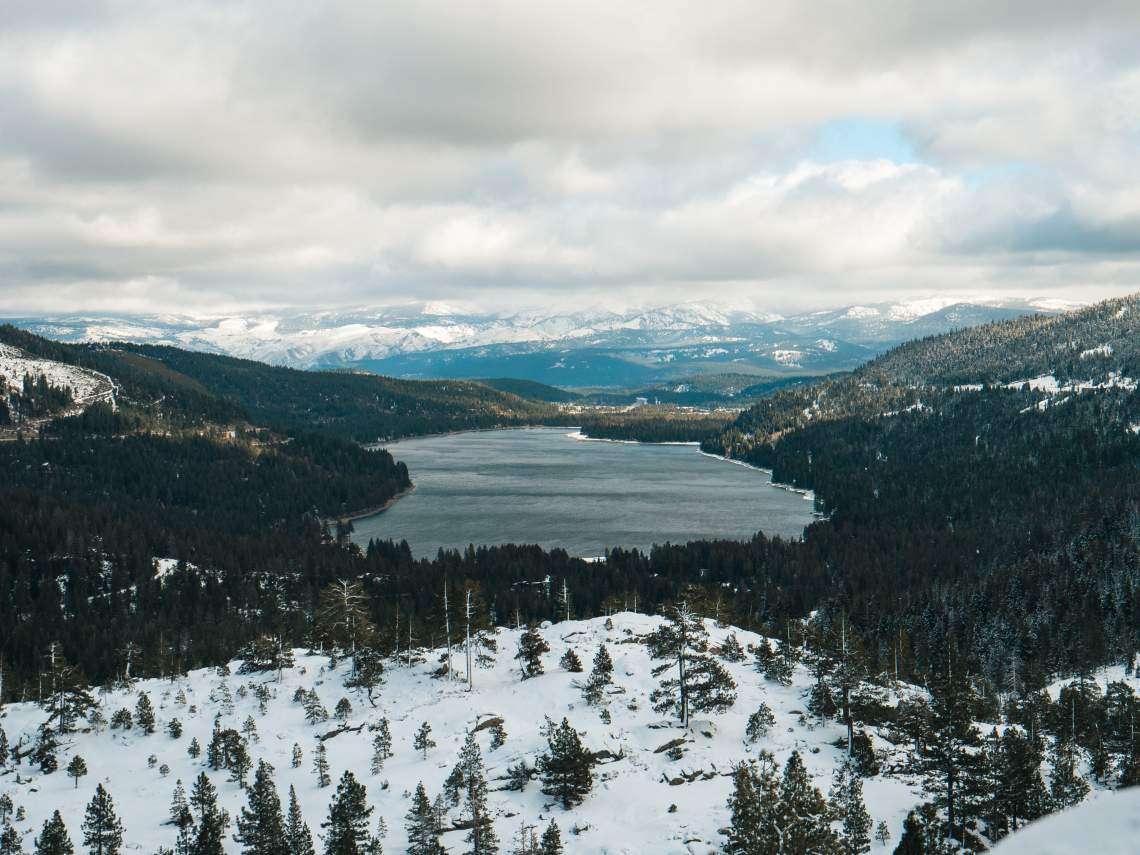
[
  {"x1": 0, "y1": 326, "x2": 568, "y2": 441},
  {"x1": 698, "y1": 293, "x2": 1140, "y2": 690}
]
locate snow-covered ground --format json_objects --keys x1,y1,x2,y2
[
  {"x1": 0, "y1": 615, "x2": 920, "y2": 853},
  {"x1": 990, "y1": 788, "x2": 1140, "y2": 855}
]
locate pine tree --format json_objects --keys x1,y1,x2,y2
[
  {"x1": 66, "y1": 755, "x2": 87, "y2": 788},
  {"x1": 314, "y1": 742, "x2": 331, "y2": 788},
  {"x1": 292, "y1": 743, "x2": 303, "y2": 768},
  {"x1": 829, "y1": 759, "x2": 871, "y2": 855},
  {"x1": 136, "y1": 693, "x2": 156, "y2": 734},
  {"x1": 321, "y1": 771, "x2": 373, "y2": 855},
  {"x1": 645, "y1": 600, "x2": 736, "y2": 726},
  {"x1": 915, "y1": 667, "x2": 982, "y2": 845},
  {"x1": 538, "y1": 718, "x2": 595, "y2": 809},
  {"x1": 776, "y1": 752, "x2": 838, "y2": 853},
  {"x1": 334, "y1": 698, "x2": 353, "y2": 723},
  {"x1": 170, "y1": 780, "x2": 192, "y2": 829},
  {"x1": 538, "y1": 821, "x2": 561, "y2": 855},
  {"x1": 461, "y1": 743, "x2": 498, "y2": 855},
  {"x1": 583, "y1": 645, "x2": 614, "y2": 707},
  {"x1": 230, "y1": 739, "x2": 253, "y2": 789},
  {"x1": 40, "y1": 643, "x2": 94, "y2": 734},
  {"x1": 723, "y1": 754, "x2": 782, "y2": 855},
  {"x1": 559, "y1": 650, "x2": 582, "y2": 673},
  {"x1": 304, "y1": 693, "x2": 330, "y2": 725},
  {"x1": 0, "y1": 824, "x2": 21, "y2": 855},
  {"x1": 186, "y1": 772, "x2": 230, "y2": 855},
  {"x1": 874, "y1": 821, "x2": 890, "y2": 847},
  {"x1": 35, "y1": 724, "x2": 58, "y2": 774},
  {"x1": 234, "y1": 760, "x2": 289, "y2": 855},
  {"x1": 996, "y1": 727, "x2": 1049, "y2": 834},
  {"x1": 744, "y1": 704, "x2": 776, "y2": 742},
  {"x1": 1048, "y1": 738, "x2": 1089, "y2": 809},
  {"x1": 81, "y1": 785, "x2": 123, "y2": 855},
  {"x1": 371, "y1": 722, "x2": 392, "y2": 774},
  {"x1": 413, "y1": 722, "x2": 435, "y2": 759},
  {"x1": 404, "y1": 783, "x2": 444, "y2": 855},
  {"x1": 286, "y1": 786, "x2": 316, "y2": 855},
  {"x1": 33, "y1": 812, "x2": 72, "y2": 855},
  {"x1": 188, "y1": 737, "x2": 201, "y2": 759},
  {"x1": 515, "y1": 625, "x2": 549, "y2": 680},
  {"x1": 893, "y1": 811, "x2": 925, "y2": 855}
]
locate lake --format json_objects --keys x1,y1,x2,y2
[{"x1": 352, "y1": 427, "x2": 817, "y2": 558}]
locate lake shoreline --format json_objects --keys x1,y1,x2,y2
[{"x1": 326, "y1": 484, "x2": 416, "y2": 526}]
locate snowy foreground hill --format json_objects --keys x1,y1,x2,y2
[
  {"x1": 989, "y1": 788, "x2": 1140, "y2": 855},
  {"x1": 0, "y1": 615, "x2": 923, "y2": 853}
]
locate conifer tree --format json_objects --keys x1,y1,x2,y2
[
  {"x1": 538, "y1": 821, "x2": 561, "y2": 855},
  {"x1": 136, "y1": 693, "x2": 156, "y2": 734},
  {"x1": 40, "y1": 643, "x2": 93, "y2": 734},
  {"x1": 1048, "y1": 738, "x2": 1089, "y2": 809},
  {"x1": 314, "y1": 742, "x2": 331, "y2": 788},
  {"x1": 413, "y1": 722, "x2": 435, "y2": 759},
  {"x1": 66, "y1": 755, "x2": 87, "y2": 788},
  {"x1": 744, "y1": 704, "x2": 776, "y2": 742},
  {"x1": 33, "y1": 812, "x2": 72, "y2": 855},
  {"x1": 81, "y1": 785, "x2": 124, "y2": 855},
  {"x1": 371, "y1": 720, "x2": 392, "y2": 773},
  {"x1": 515, "y1": 626, "x2": 549, "y2": 680},
  {"x1": 583, "y1": 645, "x2": 614, "y2": 707},
  {"x1": 292, "y1": 744, "x2": 303, "y2": 768},
  {"x1": 829, "y1": 759, "x2": 871, "y2": 855},
  {"x1": 286, "y1": 786, "x2": 316, "y2": 855},
  {"x1": 996, "y1": 727, "x2": 1048, "y2": 833},
  {"x1": 0, "y1": 824, "x2": 21, "y2": 855},
  {"x1": 234, "y1": 760, "x2": 288, "y2": 855},
  {"x1": 537, "y1": 718, "x2": 595, "y2": 809},
  {"x1": 35, "y1": 725, "x2": 58, "y2": 774},
  {"x1": 404, "y1": 783, "x2": 444, "y2": 855},
  {"x1": 559, "y1": 650, "x2": 582, "y2": 673},
  {"x1": 334, "y1": 698, "x2": 353, "y2": 723},
  {"x1": 461, "y1": 743, "x2": 497, "y2": 855},
  {"x1": 723, "y1": 754, "x2": 781, "y2": 855},
  {"x1": 915, "y1": 667, "x2": 982, "y2": 845},
  {"x1": 776, "y1": 752, "x2": 838, "y2": 853},
  {"x1": 645, "y1": 600, "x2": 736, "y2": 726},
  {"x1": 170, "y1": 780, "x2": 192, "y2": 829},
  {"x1": 186, "y1": 772, "x2": 230, "y2": 855},
  {"x1": 188, "y1": 737, "x2": 201, "y2": 759},
  {"x1": 321, "y1": 771, "x2": 373, "y2": 855}
]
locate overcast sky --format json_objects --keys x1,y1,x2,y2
[{"x1": 2, "y1": 0, "x2": 1140, "y2": 316}]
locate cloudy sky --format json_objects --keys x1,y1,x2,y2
[{"x1": 2, "y1": 0, "x2": 1140, "y2": 316}]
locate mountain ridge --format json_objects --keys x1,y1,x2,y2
[{"x1": 5, "y1": 297, "x2": 1069, "y2": 387}]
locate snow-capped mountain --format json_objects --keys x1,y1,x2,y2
[{"x1": 5, "y1": 297, "x2": 1067, "y2": 387}]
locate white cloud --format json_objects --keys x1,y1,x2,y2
[{"x1": 1, "y1": 0, "x2": 1140, "y2": 314}]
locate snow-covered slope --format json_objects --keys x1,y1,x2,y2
[
  {"x1": 991, "y1": 788, "x2": 1140, "y2": 855},
  {"x1": 0, "y1": 342, "x2": 116, "y2": 420},
  {"x1": 0, "y1": 615, "x2": 919, "y2": 853}
]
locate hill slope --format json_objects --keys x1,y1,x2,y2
[
  {"x1": 0, "y1": 615, "x2": 917, "y2": 855},
  {"x1": 0, "y1": 326, "x2": 568, "y2": 441}
]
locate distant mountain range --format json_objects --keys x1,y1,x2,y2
[{"x1": 6, "y1": 297, "x2": 1073, "y2": 388}]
